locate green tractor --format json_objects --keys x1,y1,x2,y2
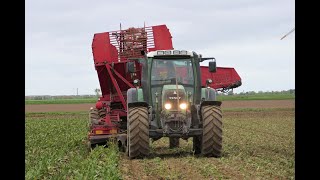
[{"x1": 126, "y1": 50, "x2": 222, "y2": 158}]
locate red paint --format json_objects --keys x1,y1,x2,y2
[
  {"x1": 95, "y1": 101, "x2": 103, "y2": 109},
  {"x1": 149, "y1": 25, "x2": 173, "y2": 51},
  {"x1": 200, "y1": 66, "x2": 242, "y2": 90}
]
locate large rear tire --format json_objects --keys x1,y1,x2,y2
[
  {"x1": 169, "y1": 137, "x2": 180, "y2": 148},
  {"x1": 127, "y1": 106, "x2": 149, "y2": 158},
  {"x1": 200, "y1": 105, "x2": 223, "y2": 157}
]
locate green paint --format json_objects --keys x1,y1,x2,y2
[
  {"x1": 137, "y1": 88, "x2": 144, "y2": 102},
  {"x1": 201, "y1": 88, "x2": 206, "y2": 100}
]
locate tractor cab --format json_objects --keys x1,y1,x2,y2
[
  {"x1": 143, "y1": 50, "x2": 197, "y2": 134},
  {"x1": 148, "y1": 50, "x2": 195, "y2": 112}
]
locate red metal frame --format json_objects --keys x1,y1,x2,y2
[
  {"x1": 200, "y1": 66, "x2": 242, "y2": 90},
  {"x1": 112, "y1": 68, "x2": 135, "y2": 89},
  {"x1": 105, "y1": 64, "x2": 128, "y2": 111}
]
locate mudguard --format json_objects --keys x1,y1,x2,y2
[
  {"x1": 127, "y1": 88, "x2": 148, "y2": 108},
  {"x1": 201, "y1": 88, "x2": 217, "y2": 101}
]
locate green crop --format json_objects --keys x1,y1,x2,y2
[{"x1": 25, "y1": 113, "x2": 121, "y2": 180}]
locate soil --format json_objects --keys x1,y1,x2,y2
[{"x1": 25, "y1": 100, "x2": 294, "y2": 112}]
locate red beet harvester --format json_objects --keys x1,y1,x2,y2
[{"x1": 88, "y1": 24, "x2": 241, "y2": 158}]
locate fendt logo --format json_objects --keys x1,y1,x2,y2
[{"x1": 168, "y1": 97, "x2": 181, "y2": 100}]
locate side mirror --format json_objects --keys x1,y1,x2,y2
[
  {"x1": 209, "y1": 61, "x2": 216, "y2": 73},
  {"x1": 127, "y1": 62, "x2": 136, "y2": 73}
]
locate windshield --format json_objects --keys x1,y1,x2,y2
[
  {"x1": 151, "y1": 59, "x2": 194, "y2": 85},
  {"x1": 150, "y1": 58, "x2": 194, "y2": 107}
]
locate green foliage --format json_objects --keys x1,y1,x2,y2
[
  {"x1": 217, "y1": 93, "x2": 295, "y2": 101},
  {"x1": 120, "y1": 108, "x2": 295, "y2": 179},
  {"x1": 26, "y1": 108, "x2": 294, "y2": 179},
  {"x1": 25, "y1": 113, "x2": 121, "y2": 180},
  {"x1": 25, "y1": 98, "x2": 97, "y2": 105}
]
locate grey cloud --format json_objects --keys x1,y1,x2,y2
[{"x1": 26, "y1": 0, "x2": 295, "y2": 95}]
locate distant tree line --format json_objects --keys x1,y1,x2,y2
[
  {"x1": 26, "y1": 88, "x2": 295, "y2": 100},
  {"x1": 25, "y1": 95, "x2": 97, "y2": 100},
  {"x1": 26, "y1": 88, "x2": 102, "y2": 100},
  {"x1": 217, "y1": 89, "x2": 295, "y2": 96}
]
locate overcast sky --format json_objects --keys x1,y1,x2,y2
[{"x1": 26, "y1": 0, "x2": 295, "y2": 95}]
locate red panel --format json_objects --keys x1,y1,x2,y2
[
  {"x1": 149, "y1": 25, "x2": 173, "y2": 51},
  {"x1": 96, "y1": 66, "x2": 110, "y2": 96},
  {"x1": 92, "y1": 33, "x2": 118, "y2": 63},
  {"x1": 200, "y1": 66, "x2": 242, "y2": 90}
]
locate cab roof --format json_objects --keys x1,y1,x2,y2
[{"x1": 147, "y1": 50, "x2": 194, "y2": 57}]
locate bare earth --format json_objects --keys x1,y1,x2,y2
[{"x1": 25, "y1": 100, "x2": 294, "y2": 112}]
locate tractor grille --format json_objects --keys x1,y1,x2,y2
[{"x1": 163, "y1": 89, "x2": 186, "y2": 110}]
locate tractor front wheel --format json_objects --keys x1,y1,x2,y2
[
  {"x1": 200, "y1": 105, "x2": 223, "y2": 157},
  {"x1": 127, "y1": 106, "x2": 150, "y2": 158}
]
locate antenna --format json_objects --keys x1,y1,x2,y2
[{"x1": 281, "y1": 27, "x2": 295, "y2": 40}]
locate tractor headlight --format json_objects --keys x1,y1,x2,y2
[
  {"x1": 179, "y1": 103, "x2": 187, "y2": 110},
  {"x1": 164, "y1": 103, "x2": 172, "y2": 110}
]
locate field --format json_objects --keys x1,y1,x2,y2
[
  {"x1": 25, "y1": 94, "x2": 294, "y2": 105},
  {"x1": 25, "y1": 100, "x2": 294, "y2": 113},
  {"x1": 25, "y1": 100, "x2": 295, "y2": 179},
  {"x1": 25, "y1": 98, "x2": 98, "y2": 105}
]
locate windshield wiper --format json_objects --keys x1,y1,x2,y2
[{"x1": 153, "y1": 78, "x2": 175, "y2": 81}]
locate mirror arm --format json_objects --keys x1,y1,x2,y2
[{"x1": 200, "y1": 57, "x2": 215, "y2": 62}]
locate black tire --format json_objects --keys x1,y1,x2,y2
[
  {"x1": 200, "y1": 105, "x2": 223, "y2": 157},
  {"x1": 98, "y1": 108, "x2": 107, "y2": 118},
  {"x1": 169, "y1": 137, "x2": 180, "y2": 148},
  {"x1": 89, "y1": 108, "x2": 100, "y2": 127},
  {"x1": 127, "y1": 106, "x2": 149, "y2": 158}
]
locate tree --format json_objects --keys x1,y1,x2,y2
[{"x1": 94, "y1": 88, "x2": 101, "y2": 97}]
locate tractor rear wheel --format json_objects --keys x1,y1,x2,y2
[
  {"x1": 200, "y1": 105, "x2": 223, "y2": 157},
  {"x1": 169, "y1": 137, "x2": 180, "y2": 148},
  {"x1": 127, "y1": 106, "x2": 149, "y2": 158}
]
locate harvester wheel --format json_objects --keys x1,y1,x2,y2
[
  {"x1": 200, "y1": 105, "x2": 223, "y2": 157},
  {"x1": 169, "y1": 137, "x2": 180, "y2": 148},
  {"x1": 127, "y1": 106, "x2": 149, "y2": 158},
  {"x1": 98, "y1": 108, "x2": 107, "y2": 118},
  {"x1": 89, "y1": 108, "x2": 100, "y2": 127}
]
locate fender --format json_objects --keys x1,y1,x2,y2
[
  {"x1": 201, "y1": 87, "x2": 217, "y2": 101},
  {"x1": 127, "y1": 88, "x2": 148, "y2": 108}
]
